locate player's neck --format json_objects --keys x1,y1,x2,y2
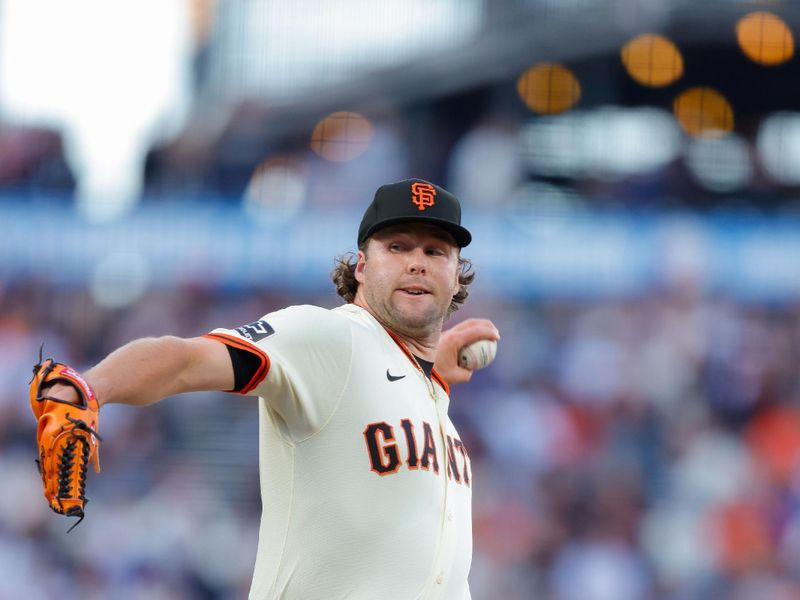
[
  {"x1": 390, "y1": 329, "x2": 439, "y2": 362},
  {"x1": 352, "y1": 298, "x2": 440, "y2": 361}
]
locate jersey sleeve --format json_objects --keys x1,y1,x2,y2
[{"x1": 205, "y1": 305, "x2": 353, "y2": 441}]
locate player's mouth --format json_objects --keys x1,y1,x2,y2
[{"x1": 398, "y1": 286, "x2": 431, "y2": 297}]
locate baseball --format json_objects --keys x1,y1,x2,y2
[{"x1": 458, "y1": 339, "x2": 497, "y2": 371}]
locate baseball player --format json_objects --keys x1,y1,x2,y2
[{"x1": 29, "y1": 178, "x2": 499, "y2": 599}]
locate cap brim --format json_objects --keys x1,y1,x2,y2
[{"x1": 360, "y1": 216, "x2": 472, "y2": 247}]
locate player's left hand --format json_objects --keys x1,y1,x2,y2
[
  {"x1": 30, "y1": 355, "x2": 102, "y2": 532},
  {"x1": 435, "y1": 318, "x2": 499, "y2": 385}
]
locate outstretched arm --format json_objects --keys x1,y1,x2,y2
[
  {"x1": 44, "y1": 336, "x2": 234, "y2": 406},
  {"x1": 434, "y1": 318, "x2": 499, "y2": 385},
  {"x1": 29, "y1": 335, "x2": 235, "y2": 526}
]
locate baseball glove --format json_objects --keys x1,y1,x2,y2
[{"x1": 30, "y1": 353, "x2": 101, "y2": 532}]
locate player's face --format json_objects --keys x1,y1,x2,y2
[{"x1": 354, "y1": 223, "x2": 460, "y2": 338}]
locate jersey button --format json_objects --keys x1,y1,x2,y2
[
  {"x1": 436, "y1": 573, "x2": 444, "y2": 584},
  {"x1": 447, "y1": 511, "x2": 454, "y2": 522}
]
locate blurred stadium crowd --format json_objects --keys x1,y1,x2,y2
[
  {"x1": 3, "y1": 278, "x2": 800, "y2": 599},
  {"x1": 3, "y1": 1, "x2": 800, "y2": 599}
]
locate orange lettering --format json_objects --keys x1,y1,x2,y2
[{"x1": 411, "y1": 182, "x2": 436, "y2": 211}]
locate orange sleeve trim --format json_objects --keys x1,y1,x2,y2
[{"x1": 203, "y1": 332, "x2": 270, "y2": 394}]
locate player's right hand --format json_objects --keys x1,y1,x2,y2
[{"x1": 435, "y1": 318, "x2": 499, "y2": 385}]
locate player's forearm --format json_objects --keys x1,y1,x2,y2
[
  {"x1": 86, "y1": 336, "x2": 228, "y2": 407},
  {"x1": 81, "y1": 336, "x2": 189, "y2": 407}
]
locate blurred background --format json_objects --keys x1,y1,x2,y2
[{"x1": 2, "y1": 0, "x2": 800, "y2": 598}]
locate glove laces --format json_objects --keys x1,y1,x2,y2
[{"x1": 58, "y1": 415, "x2": 102, "y2": 533}]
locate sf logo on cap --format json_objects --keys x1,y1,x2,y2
[{"x1": 411, "y1": 182, "x2": 436, "y2": 211}]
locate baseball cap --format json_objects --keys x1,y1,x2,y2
[{"x1": 357, "y1": 179, "x2": 472, "y2": 247}]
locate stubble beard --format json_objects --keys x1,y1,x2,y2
[{"x1": 366, "y1": 285, "x2": 447, "y2": 340}]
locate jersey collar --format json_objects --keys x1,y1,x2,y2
[{"x1": 383, "y1": 328, "x2": 451, "y2": 396}]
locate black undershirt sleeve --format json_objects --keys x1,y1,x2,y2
[{"x1": 226, "y1": 344, "x2": 264, "y2": 392}]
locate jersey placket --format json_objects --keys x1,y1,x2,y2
[
  {"x1": 385, "y1": 329, "x2": 463, "y2": 598},
  {"x1": 402, "y1": 364, "x2": 457, "y2": 598},
  {"x1": 421, "y1": 387, "x2": 458, "y2": 598}
]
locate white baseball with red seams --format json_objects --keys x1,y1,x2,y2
[{"x1": 458, "y1": 339, "x2": 497, "y2": 371}]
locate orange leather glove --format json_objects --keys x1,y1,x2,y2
[{"x1": 30, "y1": 355, "x2": 101, "y2": 532}]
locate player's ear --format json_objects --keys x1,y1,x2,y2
[
  {"x1": 354, "y1": 249, "x2": 367, "y2": 284},
  {"x1": 451, "y1": 274, "x2": 460, "y2": 298},
  {"x1": 450, "y1": 255, "x2": 461, "y2": 296}
]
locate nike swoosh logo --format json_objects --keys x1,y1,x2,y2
[{"x1": 386, "y1": 369, "x2": 406, "y2": 382}]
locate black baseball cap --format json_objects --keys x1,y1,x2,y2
[{"x1": 357, "y1": 179, "x2": 472, "y2": 247}]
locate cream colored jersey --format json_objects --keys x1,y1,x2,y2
[{"x1": 206, "y1": 303, "x2": 473, "y2": 600}]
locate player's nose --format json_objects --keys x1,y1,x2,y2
[{"x1": 407, "y1": 248, "x2": 427, "y2": 275}]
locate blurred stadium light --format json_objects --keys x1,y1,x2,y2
[
  {"x1": 517, "y1": 63, "x2": 582, "y2": 115},
  {"x1": 757, "y1": 112, "x2": 800, "y2": 185},
  {"x1": 520, "y1": 107, "x2": 681, "y2": 178},
  {"x1": 685, "y1": 133, "x2": 752, "y2": 192},
  {"x1": 621, "y1": 33, "x2": 684, "y2": 88},
  {"x1": 673, "y1": 87, "x2": 734, "y2": 137},
  {"x1": 736, "y1": 11, "x2": 794, "y2": 66}
]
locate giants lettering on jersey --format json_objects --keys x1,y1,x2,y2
[{"x1": 363, "y1": 419, "x2": 471, "y2": 486}]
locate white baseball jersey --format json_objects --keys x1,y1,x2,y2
[{"x1": 206, "y1": 303, "x2": 473, "y2": 600}]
